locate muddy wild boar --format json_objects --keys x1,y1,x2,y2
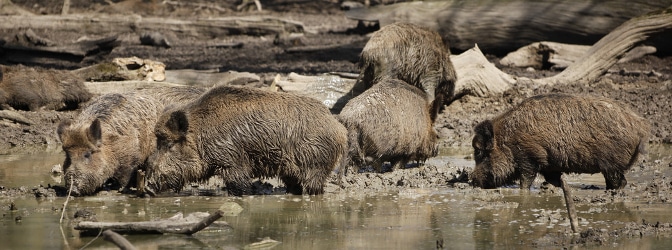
[
  {"x1": 471, "y1": 93, "x2": 650, "y2": 190},
  {"x1": 339, "y1": 78, "x2": 438, "y2": 173},
  {"x1": 356, "y1": 22, "x2": 457, "y2": 121},
  {"x1": 0, "y1": 65, "x2": 92, "y2": 111},
  {"x1": 144, "y1": 85, "x2": 349, "y2": 196},
  {"x1": 57, "y1": 86, "x2": 204, "y2": 196}
]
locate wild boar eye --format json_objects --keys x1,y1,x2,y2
[{"x1": 84, "y1": 151, "x2": 92, "y2": 159}]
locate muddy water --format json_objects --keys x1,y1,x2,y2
[{"x1": 1, "y1": 146, "x2": 672, "y2": 249}]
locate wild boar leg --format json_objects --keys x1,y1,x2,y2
[
  {"x1": 390, "y1": 156, "x2": 409, "y2": 171},
  {"x1": 540, "y1": 171, "x2": 562, "y2": 187},
  {"x1": 225, "y1": 181, "x2": 251, "y2": 196},
  {"x1": 281, "y1": 176, "x2": 303, "y2": 195},
  {"x1": 518, "y1": 161, "x2": 537, "y2": 190}
]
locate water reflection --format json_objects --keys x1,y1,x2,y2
[
  {"x1": 2, "y1": 188, "x2": 672, "y2": 249},
  {"x1": 0, "y1": 145, "x2": 63, "y2": 187},
  {"x1": 0, "y1": 146, "x2": 671, "y2": 249}
]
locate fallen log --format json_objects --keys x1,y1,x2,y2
[
  {"x1": 451, "y1": 45, "x2": 515, "y2": 99},
  {"x1": 75, "y1": 203, "x2": 243, "y2": 236},
  {"x1": 162, "y1": 0, "x2": 229, "y2": 13},
  {"x1": 84, "y1": 81, "x2": 185, "y2": 95},
  {"x1": 345, "y1": 0, "x2": 672, "y2": 54},
  {"x1": 500, "y1": 42, "x2": 657, "y2": 70},
  {"x1": 0, "y1": 110, "x2": 32, "y2": 125},
  {"x1": 164, "y1": 69, "x2": 261, "y2": 87},
  {"x1": 537, "y1": 5, "x2": 672, "y2": 85},
  {"x1": 74, "y1": 57, "x2": 166, "y2": 82},
  {"x1": 0, "y1": 0, "x2": 34, "y2": 16},
  {"x1": 0, "y1": 35, "x2": 120, "y2": 65},
  {"x1": 0, "y1": 14, "x2": 304, "y2": 38},
  {"x1": 273, "y1": 72, "x2": 356, "y2": 110}
]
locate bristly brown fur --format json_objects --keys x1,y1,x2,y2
[
  {"x1": 471, "y1": 93, "x2": 650, "y2": 190},
  {"x1": 57, "y1": 86, "x2": 204, "y2": 196},
  {"x1": 357, "y1": 22, "x2": 457, "y2": 122},
  {"x1": 0, "y1": 64, "x2": 92, "y2": 111},
  {"x1": 145, "y1": 85, "x2": 349, "y2": 196},
  {"x1": 339, "y1": 78, "x2": 438, "y2": 173}
]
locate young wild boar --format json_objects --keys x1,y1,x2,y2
[
  {"x1": 144, "y1": 85, "x2": 349, "y2": 196},
  {"x1": 356, "y1": 22, "x2": 457, "y2": 121},
  {"x1": 339, "y1": 79, "x2": 438, "y2": 173},
  {"x1": 57, "y1": 86, "x2": 204, "y2": 196},
  {"x1": 471, "y1": 93, "x2": 650, "y2": 190},
  {"x1": 0, "y1": 65, "x2": 92, "y2": 111}
]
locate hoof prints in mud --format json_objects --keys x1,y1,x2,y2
[{"x1": 326, "y1": 164, "x2": 466, "y2": 194}]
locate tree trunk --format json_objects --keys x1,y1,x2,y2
[
  {"x1": 537, "y1": 6, "x2": 672, "y2": 85},
  {"x1": 500, "y1": 42, "x2": 656, "y2": 70},
  {"x1": 346, "y1": 0, "x2": 672, "y2": 54},
  {"x1": 0, "y1": 14, "x2": 304, "y2": 38}
]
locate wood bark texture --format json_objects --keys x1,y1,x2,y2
[
  {"x1": 0, "y1": 14, "x2": 304, "y2": 37},
  {"x1": 75, "y1": 211, "x2": 227, "y2": 235},
  {"x1": 346, "y1": 0, "x2": 672, "y2": 54}
]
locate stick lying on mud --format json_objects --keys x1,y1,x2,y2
[
  {"x1": 75, "y1": 203, "x2": 242, "y2": 236},
  {"x1": 0, "y1": 110, "x2": 33, "y2": 125},
  {"x1": 560, "y1": 174, "x2": 579, "y2": 233}
]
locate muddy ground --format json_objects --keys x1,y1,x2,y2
[{"x1": 2, "y1": 0, "x2": 672, "y2": 247}]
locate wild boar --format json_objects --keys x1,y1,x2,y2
[
  {"x1": 57, "y1": 86, "x2": 204, "y2": 196},
  {"x1": 144, "y1": 85, "x2": 349, "y2": 196},
  {"x1": 356, "y1": 22, "x2": 457, "y2": 121},
  {"x1": 471, "y1": 93, "x2": 650, "y2": 190},
  {"x1": 0, "y1": 65, "x2": 92, "y2": 111},
  {"x1": 339, "y1": 78, "x2": 438, "y2": 173}
]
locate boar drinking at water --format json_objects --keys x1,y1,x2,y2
[
  {"x1": 57, "y1": 87, "x2": 204, "y2": 195},
  {"x1": 471, "y1": 93, "x2": 650, "y2": 190},
  {"x1": 144, "y1": 85, "x2": 349, "y2": 196}
]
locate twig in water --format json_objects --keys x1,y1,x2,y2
[{"x1": 60, "y1": 179, "x2": 74, "y2": 224}]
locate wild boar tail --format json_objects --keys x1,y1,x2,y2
[{"x1": 627, "y1": 136, "x2": 648, "y2": 169}]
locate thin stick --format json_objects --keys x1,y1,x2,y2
[
  {"x1": 103, "y1": 230, "x2": 137, "y2": 250},
  {"x1": 80, "y1": 228, "x2": 103, "y2": 249},
  {"x1": 59, "y1": 224, "x2": 71, "y2": 250},
  {"x1": 560, "y1": 174, "x2": 579, "y2": 233},
  {"x1": 60, "y1": 179, "x2": 73, "y2": 224}
]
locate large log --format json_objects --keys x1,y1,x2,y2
[
  {"x1": 0, "y1": 14, "x2": 304, "y2": 38},
  {"x1": 0, "y1": 35, "x2": 120, "y2": 66},
  {"x1": 538, "y1": 5, "x2": 672, "y2": 85},
  {"x1": 500, "y1": 42, "x2": 657, "y2": 70},
  {"x1": 74, "y1": 57, "x2": 166, "y2": 82},
  {"x1": 345, "y1": 0, "x2": 672, "y2": 54}
]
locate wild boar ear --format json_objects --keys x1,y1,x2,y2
[
  {"x1": 167, "y1": 110, "x2": 189, "y2": 138},
  {"x1": 57, "y1": 120, "x2": 72, "y2": 138},
  {"x1": 88, "y1": 118, "x2": 102, "y2": 145},
  {"x1": 474, "y1": 120, "x2": 494, "y2": 151}
]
